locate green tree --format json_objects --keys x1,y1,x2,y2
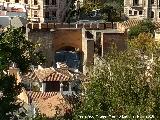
[
  {"x1": 81, "y1": 0, "x2": 101, "y2": 13},
  {"x1": 0, "y1": 28, "x2": 46, "y2": 73},
  {"x1": 0, "y1": 75, "x2": 22, "y2": 120},
  {"x1": 74, "y1": 33, "x2": 160, "y2": 120},
  {"x1": 0, "y1": 28, "x2": 45, "y2": 119},
  {"x1": 128, "y1": 20, "x2": 156, "y2": 39}
]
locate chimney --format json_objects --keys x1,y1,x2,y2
[
  {"x1": 56, "y1": 62, "x2": 60, "y2": 68},
  {"x1": 69, "y1": 82, "x2": 72, "y2": 92},
  {"x1": 8, "y1": 63, "x2": 21, "y2": 84},
  {"x1": 60, "y1": 82, "x2": 63, "y2": 94}
]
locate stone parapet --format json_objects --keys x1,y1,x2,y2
[{"x1": 27, "y1": 22, "x2": 117, "y2": 30}]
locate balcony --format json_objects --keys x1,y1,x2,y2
[
  {"x1": 28, "y1": 5, "x2": 40, "y2": 10},
  {"x1": 128, "y1": 15, "x2": 144, "y2": 20},
  {"x1": 43, "y1": 4, "x2": 57, "y2": 8},
  {"x1": 44, "y1": 17, "x2": 56, "y2": 22},
  {"x1": 131, "y1": 4, "x2": 143, "y2": 8},
  {"x1": 28, "y1": 17, "x2": 40, "y2": 22}
]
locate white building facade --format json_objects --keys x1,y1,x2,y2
[
  {"x1": 124, "y1": 0, "x2": 160, "y2": 21},
  {"x1": 0, "y1": 0, "x2": 74, "y2": 23},
  {"x1": 27, "y1": 0, "x2": 73, "y2": 23}
]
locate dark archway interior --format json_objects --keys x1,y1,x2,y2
[
  {"x1": 55, "y1": 46, "x2": 81, "y2": 69},
  {"x1": 57, "y1": 46, "x2": 75, "y2": 51}
]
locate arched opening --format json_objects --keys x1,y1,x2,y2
[
  {"x1": 151, "y1": 11, "x2": 154, "y2": 18},
  {"x1": 55, "y1": 46, "x2": 81, "y2": 69},
  {"x1": 56, "y1": 46, "x2": 76, "y2": 51}
]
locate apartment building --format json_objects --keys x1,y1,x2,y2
[
  {"x1": 1, "y1": 0, "x2": 28, "y2": 4},
  {"x1": 27, "y1": 0, "x2": 73, "y2": 23},
  {"x1": 124, "y1": 0, "x2": 160, "y2": 21},
  {"x1": 1, "y1": 0, "x2": 74, "y2": 23}
]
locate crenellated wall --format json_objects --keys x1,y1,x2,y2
[
  {"x1": 27, "y1": 22, "x2": 117, "y2": 30},
  {"x1": 27, "y1": 22, "x2": 127, "y2": 73}
]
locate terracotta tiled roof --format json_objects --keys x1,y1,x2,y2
[
  {"x1": 34, "y1": 68, "x2": 56, "y2": 81},
  {"x1": 26, "y1": 91, "x2": 58, "y2": 101},
  {"x1": 56, "y1": 68, "x2": 73, "y2": 78},
  {"x1": 44, "y1": 72, "x2": 70, "y2": 82},
  {"x1": 34, "y1": 93, "x2": 71, "y2": 117},
  {"x1": 117, "y1": 20, "x2": 142, "y2": 30},
  {"x1": 118, "y1": 20, "x2": 160, "y2": 32},
  {"x1": 22, "y1": 67, "x2": 56, "y2": 82},
  {"x1": 26, "y1": 91, "x2": 71, "y2": 117},
  {"x1": 23, "y1": 72, "x2": 39, "y2": 82},
  {"x1": 154, "y1": 22, "x2": 160, "y2": 28},
  {"x1": 23, "y1": 67, "x2": 74, "y2": 82}
]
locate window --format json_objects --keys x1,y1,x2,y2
[
  {"x1": 52, "y1": 11, "x2": 56, "y2": 17},
  {"x1": 159, "y1": 0, "x2": 160, "y2": 7},
  {"x1": 14, "y1": 0, "x2": 18, "y2": 3},
  {"x1": 139, "y1": 11, "x2": 142, "y2": 15},
  {"x1": 24, "y1": 0, "x2": 28, "y2": 4},
  {"x1": 45, "y1": 0, "x2": 49, "y2": 5},
  {"x1": 34, "y1": 11, "x2": 38, "y2": 17},
  {"x1": 151, "y1": 11, "x2": 154, "y2": 18},
  {"x1": 151, "y1": 0, "x2": 154, "y2": 4},
  {"x1": 133, "y1": 0, "x2": 139, "y2": 6},
  {"x1": 45, "y1": 12, "x2": 49, "y2": 18},
  {"x1": 34, "y1": 0, "x2": 38, "y2": 5},
  {"x1": 6, "y1": 0, "x2": 10, "y2": 2},
  {"x1": 159, "y1": 12, "x2": 160, "y2": 18},
  {"x1": 45, "y1": 81, "x2": 60, "y2": 92},
  {"x1": 63, "y1": 82, "x2": 69, "y2": 91},
  {"x1": 134, "y1": 11, "x2": 137, "y2": 15},
  {"x1": 129, "y1": 10, "x2": 132, "y2": 15},
  {"x1": 52, "y1": 0, "x2": 56, "y2": 5}
]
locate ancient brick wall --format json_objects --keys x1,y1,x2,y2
[
  {"x1": 53, "y1": 28, "x2": 82, "y2": 52},
  {"x1": 102, "y1": 33, "x2": 127, "y2": 56},
  {"x1": 28, "y1": 29, "x2": 54, "y2": 67},
  {"x1": 28, "y1": 28, "x2": 83, "y2": 68},
  {"x1": 82, "y1": 28, "x2": 94, "y2": 74}
]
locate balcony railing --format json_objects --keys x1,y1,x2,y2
[
  {"x1": 28, "y1": 5, "x2": 40, "y2": 10},
  {"x1": 28, "y1": 17, "x2": 40, "y2": 22},
  {"x1": 44, "y1": 17, "x2": 56, "y2": 22},
  {"x1": 131, "y1": 4, "x2": 143, "y2": 7},
  {"x1": 43, "y1": 4, "x2": 57, "y2": 8}
]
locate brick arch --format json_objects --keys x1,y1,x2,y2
[
  {"x1": 54, "y1": 44, "x2": 81, "y2": 52},
  {"x1": 56, "y1": 46, "x2": 76, "y2": 52},
  {"x1": 52, "y1": 28, "x2": 82, "y2": 53}
]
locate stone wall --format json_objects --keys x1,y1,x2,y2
[
  {"x1": 28, "y1": 28, "x2": 83, "y2": 68},
  {"x1": 27, "y1": 22, "x2": 117, "y2": 30},
  {"x1": 28, "y1": 29, "x2": 54, "y2": 67},
  {"x1": 53, "y1": 28, "x2": 82, "y2": 52},
  {"x1": 82, "y1": 28, "x2": 94, "y2": 74},
  {"x1": 28, "y1": 24, "x2": 126, "y2": 73},
  {"x1": 102, "y1": 33, "x2": 127, "y2": 56}
]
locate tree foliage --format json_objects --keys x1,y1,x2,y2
[
  {"x1": 0, "y1": 28, "x2": 46, "y2": 119},
  {"x1": 0, "y1": 28, "x2": 46, "y2": 73},
  {"x1": 128, "y1": 20, "x2": 156, "y2": 39},
  {"x1": 81, "y1": 0, "x2": 123, "y2": 20},
  {"x1": 0, "y1": 75, "x2": 22, "y2": 120},
  {"x1": 74, "y1": 33, "x2": 160, "y2": 119}
]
